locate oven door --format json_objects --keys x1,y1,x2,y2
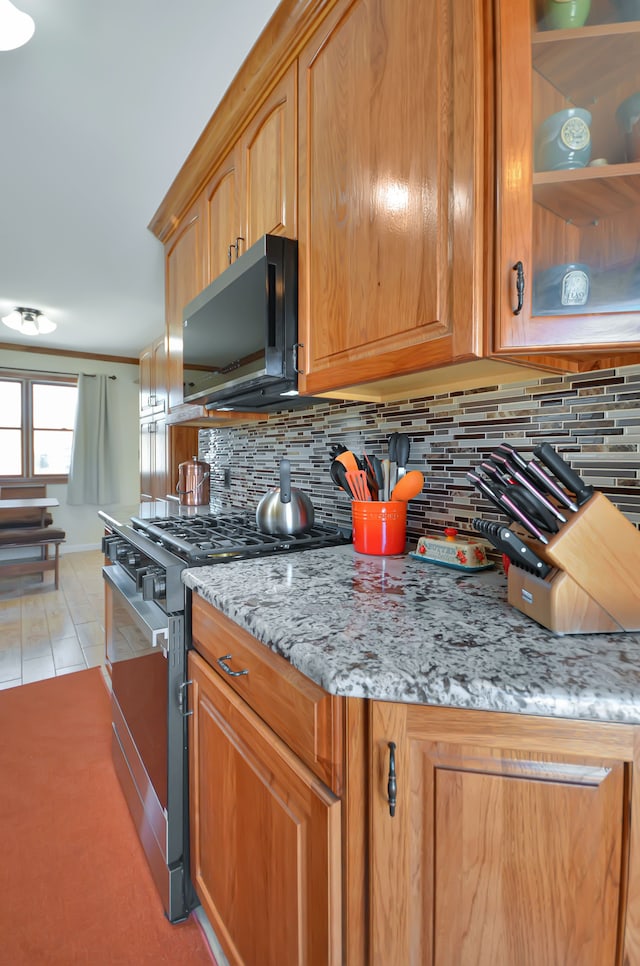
[{"x1": 103, "y1": 563, "x2": 188, "y2": 921}]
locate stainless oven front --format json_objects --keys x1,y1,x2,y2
[{"x1": 103, "y1": 563, "x2": 191, "y2": 922}]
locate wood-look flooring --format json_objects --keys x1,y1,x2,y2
[{"x1": 0, "y1": 550, "x2": 105, "y2": 690}]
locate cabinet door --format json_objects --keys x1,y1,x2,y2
[
  {"x1": 140, "y1": 417, "x2": 167, "y2": 501},
  {"x1": 495, "y1": 0, "x2": 640, "y2": 356},
  {"x1": 203, "y1": 147, "x2": 241, "y2": 284},
  {"x1": 370, "y1": 701, "x2": 627, "y2": 966},
  {"x1": 239, "y1": 62, "x2": 297, "y2": 251},
  {"x1": 297, "y1": 0, "x2": 486, "y2": 395},
  {"x1": 188, "y1": 651, "x2": 342, "y2": 966},
  {"x1": 139, "y1": 336, "x2": 166, "y2": 416},
  {"x1": 165, "y1": 199, "x2": 206, "y2": 411}
]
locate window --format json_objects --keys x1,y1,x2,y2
[{"x1": 0, "y1": 373, "x2": 78, "y2": 481}]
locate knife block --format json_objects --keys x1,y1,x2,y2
[{"x1": 507, "y1": 491, "x2": 640, "y2": 634}]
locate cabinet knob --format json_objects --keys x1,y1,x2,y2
[{"x1": 387, "y1": 741, "x2": 397, "y2": 818}]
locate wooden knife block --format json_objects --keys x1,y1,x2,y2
[{"x1": 507, "y1": 492, "x2": 640, "y2": 635}]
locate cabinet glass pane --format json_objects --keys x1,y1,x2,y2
[{"x1": 530, "y1": 0, "x2": 640, "y2": 319}]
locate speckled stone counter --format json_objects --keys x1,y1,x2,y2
[{"x1": 183, "y1": 545, "x2": 640, "y2": 725}]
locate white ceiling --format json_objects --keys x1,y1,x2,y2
[{"x1": 0, "y1": 0, "x2": 280, "y2": 360}]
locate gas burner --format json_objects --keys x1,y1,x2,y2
[{"x1": 130, "y1": 511, "x2": 350, "y2": 565}]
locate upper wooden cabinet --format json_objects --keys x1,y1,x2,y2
[
  {"x1": 203, "y1": 146, "x2": 240, "y2": 284},
  {"x1": 494, "y1": 0, "x2": 640, "y2": 357},
  {"x1": 139, "y1": 335, "x2": 166, "y2": 416},
  {"x1": 165, "y1": 199, "x2": 206, "y2": 411},
  {"x1": 202, "y1": 64, "x2": 297, "y2": 287},
  {"x1": 240, "y1": 62, "x2": 297, "y2": 252},
  {"x1": 296, "y1": 0, "x2": 488, "y2": 396}
]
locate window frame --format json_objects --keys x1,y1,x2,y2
[{"x1": 0, "y1": 370, "x2": 78, "y2": 484}]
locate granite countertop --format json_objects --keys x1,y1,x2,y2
[{"x1": 183, "y1": 545, "x2": 640, "y2": 726}]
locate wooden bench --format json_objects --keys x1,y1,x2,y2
[
  {"x1": 0, "y1": 527, "x2": 66, "y2": 590},
  {"x1": 0, "y1": 489, "x2": 65, "y2": 590}
]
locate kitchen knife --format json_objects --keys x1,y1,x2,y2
[
  {"x1": 467, "y1": 471, "x2": 508, "y2": 514},
  {"x1": 533, "y1": 443, "x2": 594, "y2": 507},
  {"x1": 498, "y1": 526, "x2": 552, "y2": 578},
  {"x1": 494, "y1": 442, "x2": 579, "y2": 512},
  {"x1": 505, "y1": 484, "x2": 559, "y2": 534},
  {"x1": 472, "y1": 518, "x2": 551, "y2": 577},
  {"x1": 526, "y1": 460, "x2": 579, "y2": 513},
  {"x1": 498, "y1": 490, "x2": 550, "y2": 544},
  {"x1": 490, "y1": 453, "x2": 567, "y2": 524}
]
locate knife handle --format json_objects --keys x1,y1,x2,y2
[{"x1": 533, "y1": 443, "x2": 594, "y2": 507}]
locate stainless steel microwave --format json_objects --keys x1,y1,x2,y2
[{"x1": 182, "y1": 234, "x2": 305, "y2": 412}]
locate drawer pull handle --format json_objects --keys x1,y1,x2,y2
[
  {"x1": 512, "y1": 260, "x2": 525, "y2": 316},
  {"x1": 387, "y1": 741, "x2": 397, "y2": 817},
  {"x1": 178, "y1": 679, "x2": 193, "y2": 717},
  {"x1": 217, "y1": 654, "x2": 249, "y2": 677}
]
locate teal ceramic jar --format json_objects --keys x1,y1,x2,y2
[
  {"x1": 535, "y1": 108, "x2": 592, "y2": 171},
  {"x1": 544, "y1": 0, "x2": 591, "y2": 28}
]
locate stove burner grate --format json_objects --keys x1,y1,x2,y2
[{"x1": 130, "y1": 512, "x2": 350, "y2": 564}]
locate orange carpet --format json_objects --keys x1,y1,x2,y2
[{"x1": 0, "y1": 668, "x2": 214, "y2": 965}]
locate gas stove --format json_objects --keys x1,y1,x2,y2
[{"x1": 130, "y1": 511, "x2": 350, "y2": 565}]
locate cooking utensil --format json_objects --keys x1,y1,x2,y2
[
  {"x1": 391, "y1": 470, "x2": 424, "y2": 502},
  {"x1": 533, "y1": 443, "x2": 594, "y2": 507},
  {"x1": 256, "y1": 458, "x2": 315, "y2": 535},
  {"x1": 391, "y1": 433, "x2": 411, "y2": 478},
  {"x1": 381, "y1": 459, "x2": 391, "y2": 501},
  {"x1": 335, "y1": 450, "x2": 361, "y2": 474},
  {"x1": 330, "y1": 459, "x2": 351, "y2": 496},
  {"x1": 346, "y1": 469, "x2": 371, "y2": 501}
]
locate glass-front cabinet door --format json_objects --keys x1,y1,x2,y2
[{"x1": 495, "y1": 0, "x2": 640, "y2": 355}]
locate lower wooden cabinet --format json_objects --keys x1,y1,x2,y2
[
  {"x1": 369, "y1": 700, "x2": 635, "y2": 966},
  {"x1": 188, "y1": 650, "x2": 342, "y2": 966}
]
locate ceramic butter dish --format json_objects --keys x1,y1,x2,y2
[{"x1": 410, "y1": 527, "x2": 493, "y2": 572}]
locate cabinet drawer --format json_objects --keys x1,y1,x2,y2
[{"x1": 191, "y1": 592, "x2": 344, "y2": 793}]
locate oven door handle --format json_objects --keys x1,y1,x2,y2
[{"x1": 103, "y1": 565, "x2": 169, "y2": 654}]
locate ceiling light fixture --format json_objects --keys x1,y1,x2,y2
[
  {"x1": 2, "y1": 307, "x2": 56, "y2": 336},
  {"x1": 0, "y1": 0, "x2": 35, "y2": 51}
]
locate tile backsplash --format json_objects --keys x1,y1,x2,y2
[{"x1": 199, "y1": 364, "x2": 640, "y2": 544}]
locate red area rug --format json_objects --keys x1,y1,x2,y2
[{"x1": 0, "y1": 668, "x2": 214, "y2": 965}]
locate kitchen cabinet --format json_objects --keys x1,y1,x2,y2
[
  {"x1": 369, "y1": 700, "x2": 639, "y2": 965},
  {"x1": 188, "y1": 597, "x2": 343, "y2": 965},
  {"x1": 139, "y1": 415, "x2": 167, "y2": 501},
  {"x1": 165, "y1": 199, "x2": 206, "y2": 411},
  {"x1": 139, "y1": 335, "x2": 166, "y2": 417},
  {"x1": 494, "y1": 0, "x2": 640, "y2": 358},
  {"x1": 202, "y1": 64, "x2": 297, "y2": 285},
  {"x1": 296, "y1": 0, "x2": 488, "y2": 396}
]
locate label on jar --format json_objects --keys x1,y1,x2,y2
[
  {"x1": 561, "y1": 269, "x2": 589, "y2": 306},
  {"x1": 560, "y1": 116, "x2": 590, "y2": 151}
]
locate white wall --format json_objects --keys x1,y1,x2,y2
[{"x1": 2, "y1": 348, "x2": 139, "y2": 551}]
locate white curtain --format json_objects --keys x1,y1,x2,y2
[{"x1": 67, "y1": 374, "x2": 120, "y2": 506}]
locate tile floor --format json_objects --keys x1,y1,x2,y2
[{"x1": 0, "y1": 550, "x2": 106, "y2": 689}]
